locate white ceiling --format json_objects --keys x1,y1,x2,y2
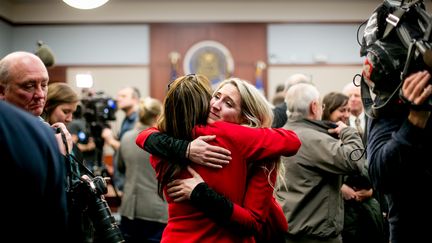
[{"x1": 0, "y1": 0, "x2": 404, "y2": 24}]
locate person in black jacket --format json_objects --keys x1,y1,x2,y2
[
  {"x1": 367, "y1": 70, "x2": 432, "y2": 243},
  {"x1": 0, "y1": 100, "x2": 68, "y2": 242}
]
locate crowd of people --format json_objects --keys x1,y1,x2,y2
[{"x1": 1, "y1": 8, "x2": 432, "y2": 241}]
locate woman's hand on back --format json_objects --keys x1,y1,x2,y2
[
  {"x1": 188, "y1": 135, "x2": 232, "y2": 168},
  {"x1": 167, "y1": 166, "x2": 204, "y2": 202}
]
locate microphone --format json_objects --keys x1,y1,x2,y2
[{"x1": 34, "y1": 41, "x2": 55, "y2": 68}]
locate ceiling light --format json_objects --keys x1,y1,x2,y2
[
  {"x1": 75, "y1": 74, "x2": 94, "y2": 88},
  {"x1": 63, "y1": 0, "x2": 109, "y2": 10}
]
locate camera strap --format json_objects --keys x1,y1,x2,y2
[
  {"x1": 58, "y1": 128, "x2": 70, "y2": 157},
  {"x1": 383, "y1": 8, "x2": 406, "y2": 39},
  {"x1": 381, "y1": 0, "x2": 423, "y2": 40}
]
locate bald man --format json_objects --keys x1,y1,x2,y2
[
  {"x1": 0, "y1": 51, "x2": 48, "y2": 116},
  {"x1": 0, "y1": 51, "x2": 73, "y2": 154}
]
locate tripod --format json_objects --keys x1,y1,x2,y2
[{"x1": 90, "y1": 122, "x2": 122, "y2": 206}]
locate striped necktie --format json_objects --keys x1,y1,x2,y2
[{"x1": 355, "y1": 117, "x2": 363, "y2": 137}]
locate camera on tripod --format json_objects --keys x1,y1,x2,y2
[
  {"x1": 76, "y1": 91, "x2": 118, "y2": 175},
  {"x1": 359, "y1": 0, "x2": 432, "y2": 117},
  {"x1": 81, "y1": 91, "x2": 117, "y2": 126}
]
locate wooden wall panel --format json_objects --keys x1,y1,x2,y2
[
  {"x1": 150, "y1": 23, "x2": 267, "y2": 101},
  {"x1": 47, "y1": 66, "x2": 67, "y2": 84}
]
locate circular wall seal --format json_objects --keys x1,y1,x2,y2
[{"x1": 183, "y1": 40, "x2": 234, "y2": 87}]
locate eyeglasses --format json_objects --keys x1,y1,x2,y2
[{"x1": 167, "y1": 73, "x2": 197, "y2": 91}]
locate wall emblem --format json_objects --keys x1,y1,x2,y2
[{"x1": 183, "y1": 40, "x2": 234, "y2": 87}]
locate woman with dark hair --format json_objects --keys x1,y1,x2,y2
[
  {"x1": 136, "y1": 74, "x2": 301, "y2": 242},
  {"x1": 42, "y1": 82, "x2": 118, "y2": 243},
  {"x1": 321, "y1": 91, "x2": 350, "y2": 124},
  {"x1": 322, "y1": 91, "x2": 385, "y2": 243}
]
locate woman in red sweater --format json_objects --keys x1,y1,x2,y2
[{"x1": 136, "y1": 75, "x2": 301, "y2": 242}]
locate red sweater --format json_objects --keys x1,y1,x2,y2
[{"x1": 136, "y1": 121, "x2": 300, "y2": 243}]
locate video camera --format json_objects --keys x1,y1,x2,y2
[
  {"x1": 359, "y1": 0, "x2": 432, "y2": 117},
  {"x1": 74, "y1": 91, "x2": 121, "y2": 202},
  {"x1": 81, "y1": 91, "x2": 117, "y2": 125},
  {"x1": 78, "y1": 91, "x2": 117, "y2": 161}
]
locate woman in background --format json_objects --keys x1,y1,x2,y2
[
  {"x1": 322, "y1": 91, "x2": 385, "y2": 243},
  {"x1": 42, "y1": 82, "x2": 79, "y2": 126},
  {"x1": 117, "y1": 97, "x2": 168, "y2": 243},
  {"x1": 42, "y1": 82, "x2": 111, "y2": 243}
]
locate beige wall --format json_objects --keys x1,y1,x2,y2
[{"x1": 267, "y1": 65, "x2": 362, "y2": 102}]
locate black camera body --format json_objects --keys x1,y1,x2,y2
[
  {"x1": 68, "y1": 174, "x2": 124, "y2": 243},
  {"x1": 360, "y1": 0, "x2": 432, "y2": 117},
  {"x1": 81, "y1": 94, "x2": 117, "y2": 125},
  {"x1": 77, "y1": 92, "x2": 118, "y2": 167}
]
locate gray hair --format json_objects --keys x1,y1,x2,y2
[
  {"x1": 284, "y1": 73, "x2": 313, "y2": 92},
  {"x1": 285, "y1": 83, "x2": 320, "y2": 119},
  {"x1": 0, "y1": 57, "x2": 11, "y2": 87}
]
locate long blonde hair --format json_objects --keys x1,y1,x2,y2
[
  {"x1": 138, "y1": 97, "x2": 162, "y2": 126},
  {"x1": 213, "y1": 78, "x2": 285, "y2": 192}
]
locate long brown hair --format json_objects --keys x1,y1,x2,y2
[
  {"x1": 42, "y1": 82, "x2": 79, "y2": 122},
  {"x1": 321, "y1": 92, "x2": 349, "y2": 121},
  {"x1": 156, "y1": 74, "x2": 212, "y2": 198}
]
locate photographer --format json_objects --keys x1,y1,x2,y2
[{"x1": 367, "y1": 71, "x2": 432, "y2": 243}]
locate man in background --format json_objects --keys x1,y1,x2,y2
[
  {"x1": 102, "y1": 86, "x2": 141, "y2": 192},
  {"x1": 342, "y1": 82, "x2": 367, "y2": 144},
  {"x1": 272, "y1": 73, "x2": 313, "y2": 128}
]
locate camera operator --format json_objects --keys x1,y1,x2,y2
[
  {"x1": 360, "y1": 1, "x2": 432, "y2": 242},
  {"x1": 367, "y1": 71, "x2": 432, "y2": 243},
  {"x1": 42, "y1": 82, "x2": 98, "y2": 242},
  {"x1": 68, "y1": 102, "x2": 98, "y2": 171},
  {"x1": 102, "y1": 86, "x2": 141, "y2": 192}
]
